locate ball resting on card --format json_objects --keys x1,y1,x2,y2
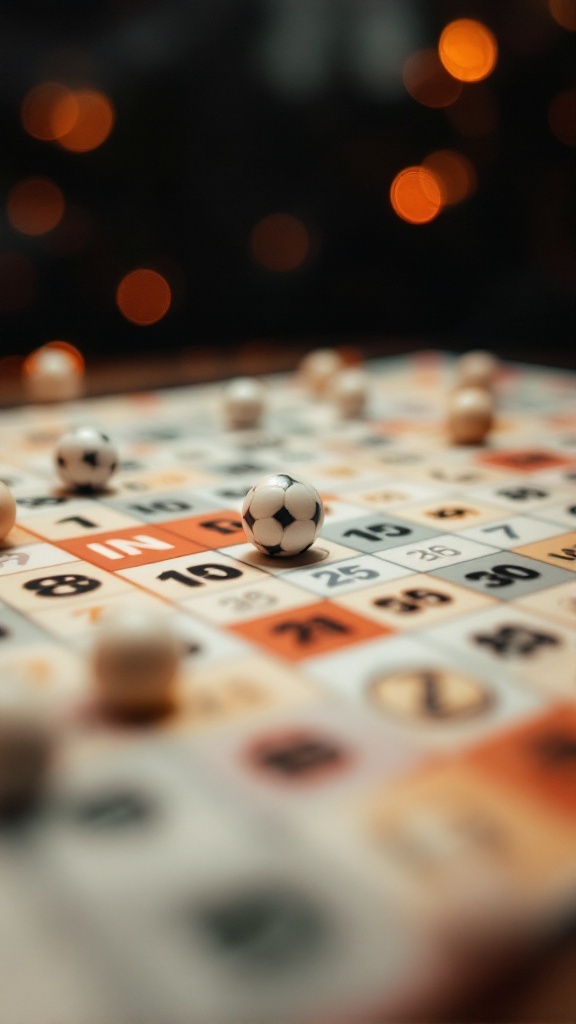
[
  {"x1": 242, "y1": 473, "x2": 325, "y2": 557},
  {"x1": 224, "y1": 377, "x2": 266, "y2": 429},
  {"x1": 330, "y1": 368, "x2": 369, "y2": 418},
  {"x1": 299, "y1": 348, "x2": 344, "y2": 396},
  {"x1": 23, "y1": 345, "x2": 84, "y2": 403},
  {"x1": 91, "y1": 609, "x2": 183, "y2": 721},
  {"x1": 55, "y1": 426, "x2": 119, "y2": 491},
  {"x1": 455, "y1": 350, "x2": 499, "y2": 391},
  {"x1": 447, "y1": 386, "x2": 494, "y2": 445}
]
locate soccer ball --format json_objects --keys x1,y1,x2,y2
[
  {"x1": 242, "y1": 474, "x2": 325, "y2": 557},
  {"x1": 55, "y1": 426, "x2": 119, "y2": 490}
]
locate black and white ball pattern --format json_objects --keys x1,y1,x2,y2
[
  {"x1": 55, "y1": 426, "x2": 119, "y2": 490},
  {"x1": 242, "y1": 474, "x2": 324, "y2": 557}
]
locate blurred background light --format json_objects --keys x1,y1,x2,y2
[
  {"x1": 422, "y1": 150, "x2": 477, "y2": 205},
  {"x1": 548, "y1": 88, "x2": 576, "y2": 146},
  {"x1": 7, "y1": 178, "x2": 65, "y2": 236},
  {"x1": 438, "y1": 19, "x2": 498, "y2": 83},
  {"x1": 390, "y1": 167, "x2": 443, "y2": 224},
  {"x1": 21, "y1": 82, "x2": 79, "y2": 142},
  {"x1": 0, "y1": 0, "x2": 572, "y2": 365},
  {"x1": 549, "y1": 0, "x2": 576, "y2": 31},
  {"x1": 250, "y1": 214, "x2": 311, "y2": 272},
  {"x1": 403, "y1": 49, "x2": 463, "y2": 108},
  {"x1": 56, "y1": 90, "x2": 115, "y2": 153},
  {"x1": 116, "y1": 269, "x2": 172, "y2": 325}
]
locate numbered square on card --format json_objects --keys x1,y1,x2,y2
[
  {"x1": 231, "y1": 600, "x2": 391, "y2": 661},
  {"x1": 120, "y1": 550, "x2": 266, "y2": 602},
  {"x1": 376, "y1": 534, "x2": 498, "y2": 572},
  {"x1": 321, "y1": 514, "x2": 439, "y2": 554},
  {"x1": 432, "y1": 552, "x2": 573, "y2": 600},
  {"x1": 285, "y1": 555, "x2": 410, "y2": 598}
]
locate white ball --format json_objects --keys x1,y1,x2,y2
[
  {"x1": 55, "y1": 426, "x2": 119, "y2": 490},
  {"x1": 92, "y1": 609, "x2": 182, "y2": 720},
  {"x1": 0, "y1": 481, "x2": 16, "y2": 541},
  {"x1": 447, "y1": 387, "x2": 494, "y2": 444},
  {"x1": 299, "y1": 348, "x2": 344, "y2": 396},
  {"x1": 23, "y1": 346, "x2": 84, "y2": 402},
  {"x1": 330, "y1": 368, "x2": 369, "y2": 418},
  {"x1": 224, "y1": 377, "x2": 265, "y2": 428},
  {"x1": 455, "y1": 350, "x2": 498, "y2": 390},
  {"x1": 242, "y1": 474, "x2": 325, "y2": 557}
]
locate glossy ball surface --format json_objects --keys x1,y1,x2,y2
[
  {"x1": 330, "y1": 368, "x2": 369, "y2": 418},
  {"x1": 447, "y1": 386, "x2": 494, "y2": 444},
  {"x1": 92, "y1": 609, "x2": 182, "y2": 720},
  {"x1": 224, "y1": 377, "x2": 265, "y2": 429},
  {"x1": 242, "y1": 474, "x2": 324, "y2": 557},
  {"x1": 23, "y1": 345, "x2": 84, "y2": 402},
  {"x1": 455, "y1": 350, "x2": 498, "y2": 390},
  {"x1": 55, "y1": 426, "x2": 119, "y2": 490},
  {"x1": 299, "y1": 348, "x2": 344, "y2": 396}
]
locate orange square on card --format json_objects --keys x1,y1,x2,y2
[
  {"x1": 476, "y1": 449, "x2": 572, "y2": 473},
  {"x1": 231, "y1": 598, "x2": 392, "y2": 661},
  {"x1": 58, "y1": 525, "x2": 204, "y2": 570},
  {"x1": 162, "y1": 511, "x2": 245, "y2": 549},
  {"x1": 464, "y1": 706, "x2": 576, "y2": 819},
  {"x1": 514, "y1": 533, "x2": 576, "y2": 572}
]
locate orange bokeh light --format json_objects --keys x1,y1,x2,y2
[
  {"x1": 7, "y1": 177, "x2": 65, "y2": 236},
  {"x1": 403, "y1": 49, "x2": 463, "y2": 108},
  {"x1": 21, "y1": 82, "x2": 79, "y2": 141},
  {"x1": 56, "y1": 89, "x2": 115, "y2": 152},
  {"x1": 23, "y1": 341, "x2": 85, "y2": 377},
  {"x1": 0, "y1": 253, "x2": 37, "y2": 312},
  {"x1": 422, "y1": 150, "x2": 477, "y2": 205},
  {"x1": 116, "y1": 269, "x2": 172, "y2": 326},
  {"x1": 250, "y1": 214, "x2": 311, "y2": 272},
  {"x1": 549, "y1": 0, "x2": 576, "y2": 30},
  {"x1": 43, "y1": 340, "x2": 85, "y2": 372},
  {"x1": 548, "y1": 88, "x2": 576, "y2": 146},
  {"x1": 390, "y1": 166, "x2": 443, "y2": 225},
  {"x1": 439, "y1": 19, "x2": 498, "y2": 83}
]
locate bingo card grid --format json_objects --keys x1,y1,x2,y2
[{"x1": 0, "y1": 350, "x2": 575, "y2": 1023}]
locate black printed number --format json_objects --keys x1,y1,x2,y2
[
  {"x1": 129, "y1": 500, "x2": 192, "y2": 516},
  {"x1": 157, "y1": 563, "x2": 243, "y2": 588},
  {"x1": 17, "y1": 495, "x2": 67, "y2": 508},
  {"x1": 273, "y1": 616, "x2": 349, "y2": 645},
  {"x1": 474, "y1": 626, "x2": 558, "y2": 658},
  {"x1": 57, "y1": 515, "x2": 99, "y2": 530},
  {"x1": 312, "y1": 565, "x2": 379, "y2": 587},
  {"x1": 23, "y1": 574, "x2": 102, "y2": 598},
  {"x1": 343, "y1": 523, "x2": 410, "y2": 543},
  {"x1": 409, "y1": 545, "x2": 460, "y2": 561},
  {"x1": 375, "y1": 588, "x2": 451, "y2": 614},
  {"x1": 496, "y1": 487, "x2": 548, "y2": 501},
  {"x1": 465, "y1": 563, "x2": 540, "y2": 589}
]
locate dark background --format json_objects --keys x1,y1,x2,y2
[{"x1": 0, "y1": 0, "x2": 574, "y2": 367}]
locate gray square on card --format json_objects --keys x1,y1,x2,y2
[
  {"x1": 321, "y1": 513, "x2": 440, "y2": 554},
  {"x1": 101, "y1": 491, "x2": 215, "y2": 523},
  {"x1": 431, "y1": 552, "x2": 574, "y2": 600}
]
